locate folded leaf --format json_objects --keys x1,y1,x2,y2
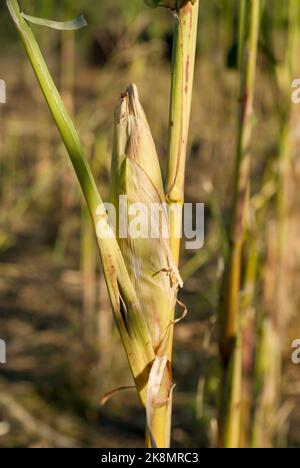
[{"x1": 21, "y1": 12, "x2": 87, "y2": 30}]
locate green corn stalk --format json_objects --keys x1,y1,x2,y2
[
  {"x1": 6, "y1": 0, "x2": 160, "y2": 432},
  {"x1": 165, "y1": 1, "x2": 199, "y2": 266},
  {"x1": 164, "y1": 3, "x2": 199, "y2": 413},
  {"x1": 218, "y1": 0, "x2": 260, "y2": 448},
  {"x1": 144, "y1": 0, "x2": 200, "y2": 263}
]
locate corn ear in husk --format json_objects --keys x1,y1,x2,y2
[{"x1": 110, "y1": 84, "x2": 182, "y2": 356}]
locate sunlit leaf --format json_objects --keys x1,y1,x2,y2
[{"x1": 20, "y1": 12, "x2": 87, "y2": 30}]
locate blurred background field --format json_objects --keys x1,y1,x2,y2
[{"x1": 0, "y1": 0, "x2": 300, "y2": 448}]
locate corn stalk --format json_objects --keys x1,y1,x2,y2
[
  {"x1": 218, "y1": 0, "x2": 260, "y2": 448},
  {"x1": 165, "y1": 1, "x2": 199, "y2": 266}
]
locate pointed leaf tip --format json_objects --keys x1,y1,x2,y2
[{"x1": 20, "y1": 12, "x2": 87, "y2": 31}]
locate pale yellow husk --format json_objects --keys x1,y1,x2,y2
[{"x1": 110, "y1": 84, "x2": 182, "y2": 357}]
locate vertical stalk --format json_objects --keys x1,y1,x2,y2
[
  {"x1": 218, "y1": 0, "x2": 260, "y2": 448},
  {"x1": 276, "y1": 0, "x2": 299, "y2": 321},
  {"x1": 165, "y1": 1, "x2": 199, "y2": 266}
]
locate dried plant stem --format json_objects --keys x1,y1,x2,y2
[
  {"x1": 218, "y1": 0, "x2": 260, "y2": 448},
  {"x1": 166, "y1": 1, "x2": 199, "y2": 266}
]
